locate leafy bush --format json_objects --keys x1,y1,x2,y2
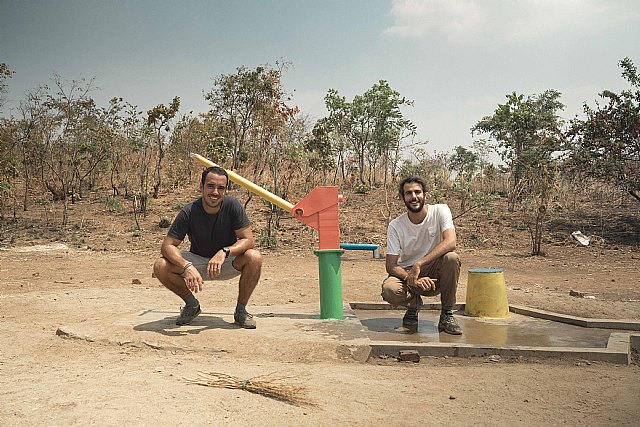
[
  {"x1": 258, "y1": 227, "x2": 277, "y2": 248},
  {"x1": 158, "y1": 216, "x2": 171, "y2": 228},
  {"x1": 104, "y1": 197, "x2": 123, "y2": 212},
  {"x1": 355, "y1": 184, "x2": 370, "y2": 194}
]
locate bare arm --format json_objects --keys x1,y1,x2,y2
[
  {"x1": 160, "y1": 234, "x2": 205, "y2": 292},
  {"x1": 160, "y1": 235, "x2": 189, "y2": 269},
  {"x1": 205, "y1": 225, "x2": 255, "y2": 278},
  {"x1": 227, "y1": 225, "x2": 255, "y2": 257},
  {"x1": 386, "y1": 253, "x2": 408, "y2": 280},
  {"x1": 388, "y1": 228, "x2": 456, "y2": 293},
  {"x1": 386, "y1": 228, "x2": 456, "y2": 276},
  {"x1": 407, "y1": 227, "x2": 457, "y2": 283}
]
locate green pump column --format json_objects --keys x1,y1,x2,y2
[{"x1": 314, "y1": 249, "x2": 345, "y2": 319}]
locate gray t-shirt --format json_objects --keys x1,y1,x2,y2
[{"x1": 168, "y1": 196, "x2": 250, "y2": 258}]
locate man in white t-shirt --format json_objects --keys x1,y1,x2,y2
[{"x1": 382, "y1": 176, "x2": 462, "y2": 334}]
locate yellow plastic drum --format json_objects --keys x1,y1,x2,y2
[{"x1": 465, "y1": 268, "x2": 509, "y2": 318}]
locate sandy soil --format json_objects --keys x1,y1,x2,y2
[
  {"x1": 1, "y1": 182, "x2": 639, "y2": 425},
  {"x1": 1, "y1": 241, "x2": 639, "y2": 426}
]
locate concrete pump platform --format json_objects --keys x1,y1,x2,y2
[
  {"x1": 352, "y1": 302, "x2": 640, "y2": 364},
  {"x1": 56, "y1": 302, "x2": 640, "y2": 365}
]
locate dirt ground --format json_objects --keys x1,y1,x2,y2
[{"x1": 1, "y1": 185, "x2": 639, "y2": 426}]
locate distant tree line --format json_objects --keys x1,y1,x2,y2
[{"x1": 0, "y1": 58, "x2": 637, "y2": 255}]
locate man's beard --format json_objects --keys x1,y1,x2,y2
[
  {"x1": 203, "y1": 195, "x2": 222, "y2": 210},
  {"x1": 405, "y1": 198, "x2": 425, "y2": 213}
]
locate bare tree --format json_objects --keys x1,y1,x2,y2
[{"x1": 147, "y1": 96, "x2": 180, "y2": 198}]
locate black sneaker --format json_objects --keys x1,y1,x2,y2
[
  {"x1": 408, "y1": 293, "x2": 423, "y2": 310},
  {"x1": 402, "y1": 308, "x2": 419, "y2": 330},
  {"x1": 402, "y1": 295, "x2": 422, "y2": 330},
  {"x1": 234, "y1": 311, "x2": 257, "y2": 329},
  {"x1": 176, "y1": 304, "x2": 201, "y2": 326},
  {"x1": 438, "y1": 314, "x2": 463, "y2": 335}
]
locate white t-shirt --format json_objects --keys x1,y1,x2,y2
[{"x1": 386, "y1": 204, "x2": 455, "y2": 269}]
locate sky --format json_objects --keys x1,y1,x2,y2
[{"x1": 1, "y1": 0, "x2": 639, "y2": 154}]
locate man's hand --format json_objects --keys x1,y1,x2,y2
[
  {"x1": 405, "y1": 264, "x2": 422, "y2": 290},
  {"x1": 406, "y1": 266, "x2": 436, "y2": 293},
  {"x1": 182, "y1": 266, "x2": 204, "y2": 293},
  {"x1": 406, "y1": 271, "x2": 418, "y2": 290},
  {"x1": 207, "y1": 251, "x2": 227, "y2": 278},
  {"x1": 415, "y1": 277, "x2": 436, "y2": 292}
]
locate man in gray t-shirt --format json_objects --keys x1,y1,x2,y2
[
  {"x1": 382, "y1": 176, "x2": 462, "y2": 335},
  {"x1": 153, "y1": 166, "x2": 262, "y2": 329}
]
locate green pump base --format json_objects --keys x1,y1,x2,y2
[{"x1": 314, "y1": 249, "x2": 345, "y2": 320}]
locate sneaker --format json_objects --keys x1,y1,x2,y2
[
  {"x1": 402, "y1": 295, "x2": 423, "y2": 330},
  {"x1": 176, "y1": 304, "x2": 201, "y2": 326},
  {"x1": 438, "y1": 314, "x2": 463, "y2": 335},
  {"x1": 408, "y1": 293, "x2": 423, "y2": 310},
  {"x1": 402, "y1": 308, "x2": 419, "y2": 330},
  {"x1": 234, "y1": 311, "x2": 257, "y2": 329}
]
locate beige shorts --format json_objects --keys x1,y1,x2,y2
[{"x1": 181, "y1": 251, "x2": 241, "y2": 281}]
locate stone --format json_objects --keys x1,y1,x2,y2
[{"x1": 398, "y1": 350, "x2": 420, "y2": 362}]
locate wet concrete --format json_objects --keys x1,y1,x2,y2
[{"x1": 356, "y1": 309, "x2": 617, "y2": 348}]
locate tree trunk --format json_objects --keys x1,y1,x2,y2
[
  {"x1": 21, "y1": 146, "x2": 29, "y2": 211},
  {"x1": 530, "y1": 204, "x2": 546, "y2": 256},
  {"x1": 152, "y1": 137, "x2": 164, "y2": 198}
]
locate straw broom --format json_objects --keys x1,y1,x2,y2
[{"x1": 184, "y1": 371, "x2": 314, "y2": 406}]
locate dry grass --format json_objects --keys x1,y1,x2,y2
[{"x1": 184, "y1": 371, "x2": 315, "y2": 407}]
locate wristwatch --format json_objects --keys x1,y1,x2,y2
[{"x1": 222, "y1": 247, "x2": 231, "y2": 258}]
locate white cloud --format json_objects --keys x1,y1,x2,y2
[
  {"x1": 383, "y1": 0, "x2": 484, "y2": 40},
  {"x1": 383, "y1": 0, "x2": 640, "y2": 44}
]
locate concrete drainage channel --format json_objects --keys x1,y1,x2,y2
[{"x1": 350, "y1": 302, "x2": 640, "y2": 365}]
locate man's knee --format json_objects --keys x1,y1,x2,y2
[
  {"x1": 381, "y1": 287, "x2": 398, "y2": 304},
  {"x1": 152, "y1": 257, "x2": 173, "y2": 284},
  {"x1": 236, "y1": 249, "x2": 262, "y2": 272},
  {"x1": 442, "y1": 252, "x2": 461, "y2": 269},
  {"x1": 153, "y1": 257, "x2": 167, "y2": 277},
  {"x1": 244, "y1": 248, "x2": 262, "y2": 267},
  {"x1": 381, "y1": 278, "x2": 406, "y2": 305},
  {"x1": 252, "y1": 249, "x2": 263, "y2": 264}
]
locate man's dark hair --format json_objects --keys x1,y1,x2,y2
[
  {"x1": 398, "y1": 176, "x2": 427, "y2": 198},
  {"x1": 201, "y1": 166, "x2": 229, "y2": 186}
]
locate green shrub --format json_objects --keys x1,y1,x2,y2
[
  {"x1": 258, "y1": 228, "x2": 277, "y2": 248},
  {"x1": 104, "y1": 197, "x2": 123, "y2": 212},
  {"x1": 159, "y1": 216, "x2": 171, "y2": 228},
  {"x1": 355, "y1": 184, "x2": 370, "y2": 194}
]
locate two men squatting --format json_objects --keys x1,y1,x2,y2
[{"x1": 154, "y1": 168, "x2": 461, "y2": 334}]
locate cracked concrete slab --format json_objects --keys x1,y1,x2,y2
[{"x1": 56, "y1": 303, "x2": 372, "y2": 363}]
